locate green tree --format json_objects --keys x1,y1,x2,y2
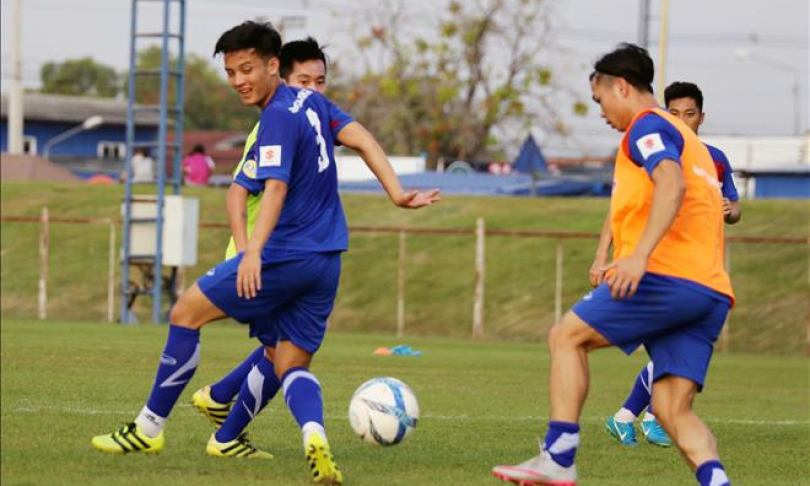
[
  {"x1": 329, "y1": 0, "x2": 587, "y2": 167},
  {"x1": 132, "y1": 46, "x2": 255, "y2": 130},
  {"x1": 40, "y1": 57, "x2": 120, "y2": 97}
]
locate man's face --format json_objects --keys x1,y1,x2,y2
[
  {"x1": 667, "y1": 97, "x2": 704, "y2": 134},
  {"x1": 286, "y1": 59, "x2": 327, "y2": 93},
  {"x1": 590, "y1": 76, "x2": 633, "y2": 132},
  {"x1": 223, "y1": 48, "x2": 279, "y2": 107}
]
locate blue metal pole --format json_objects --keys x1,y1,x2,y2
[
  {"x1": 120, "y1": 0, "x2": 139, "y2": 324},
  {"x1": 174, "y1": 0, "x2": 186, "y2": 196},
  {"x1": 152, "y1": 0, "x2": 171, "y2": 324}
]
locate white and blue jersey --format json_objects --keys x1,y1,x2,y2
[
  {"x1": 233, "y1": 84, "x2": 353, "y2": 256},
  {"x1": 705, "y1": 144, "x2": 739, "y2": 201},
  {"x1": 198, "y1": 84, "x2": 353, "y2": 353}
]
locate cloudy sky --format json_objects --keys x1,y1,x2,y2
[{"x1": 2, "y1": 0, "x2": 807, "y2": 156}]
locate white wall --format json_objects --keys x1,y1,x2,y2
[
  {"x1": 701, "y1": 133, "x2": 810, "y2": 170},
  {"x1": 336, "y1": 155, "x2": 426, "y2": 182}
]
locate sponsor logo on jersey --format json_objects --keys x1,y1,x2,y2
[
  {"x1": 259, "y1": 145, "x2": 282, "y2": 167},
  {"x1": 636, "y1": 132, "x2": 666, "y2": 160}
]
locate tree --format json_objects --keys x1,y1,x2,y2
[
  {"x1": 132, "y1": 46, "x2": 256, "y2": 130},
  {"x1": 328, "y1": 0, "x2": 587, "y2": 167},
  {"x1": 40, "y1": 57, "x2": 120, "y2": 98}
]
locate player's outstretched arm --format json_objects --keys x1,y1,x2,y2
[
  {"x1": 237, "y1": 179, "x2": 288, "y2": 299},
  {"x1": 604, "y1": 159, "x2": 685, "y2": 299},
  {"x1": 337, "y1": 121, "x2": 440, "y2": 209},
  {"x1": 226, "y1": 183, "x2": 250, "y2": 253}
]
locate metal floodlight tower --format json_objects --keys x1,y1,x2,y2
[{"x1": 120, "y1": 0, "x2": 186, "y2": 324}]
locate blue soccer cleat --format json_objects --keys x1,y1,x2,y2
[
  {"x1": 605, "y1": 417, "x2": 638, "y2": 446},
  {"x1": 641, "y1": 418, "x2": 672, "y2": 447}
]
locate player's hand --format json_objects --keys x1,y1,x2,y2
[
  {"x1": 237, "y1": 250, "x2": 262, "y2": 299},
  {"x1": 395, "y1": 189, "x2": 441, "y2": 209},
  {"x1": 722, "y1": 198, "x2": 732, "y2": 216},
  {"x1": 589, "y1": 255, "x2": 609, "y2": 287},
  {"x1": 602, "y1": 254, "x2": 646, "y2": 299}
]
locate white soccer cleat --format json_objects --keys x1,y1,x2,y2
[{"x1": 492, "y1": 450, "x2": 577, "y2": 486}]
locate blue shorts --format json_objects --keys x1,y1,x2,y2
[
  {"x1": 573, "y1": 273, "x2": 730, "y2": 389},
  {"x1": 197, "y1": 251, "x2": 341, "y2": 354}
]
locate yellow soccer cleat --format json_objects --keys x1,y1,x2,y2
[
  {"x1": 305, "y1": 432, "x2": 343, "y2": 485},
  {"x1": 91, "y1": 422, "x2": 164, "y2": 454},
  {"x1": 191, "y1": 386, "x2": 232, "y2": 428},
  {"x1": 206, "y1": 432, "x2": 274, "y2": 459}
]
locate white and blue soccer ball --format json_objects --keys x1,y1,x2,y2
[{"x1": 348, "y1": 377, "x2": 419, "y2": 446}]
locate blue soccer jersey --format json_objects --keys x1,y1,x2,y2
[
  {"x1": 705, "y1": 144, "x2": 739, "y2": 201},
  {"x1": 233, "y1": 84, "x2": 354, "y2": 255}
]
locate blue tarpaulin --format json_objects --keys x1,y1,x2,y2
[{"x1": 512, "y1": 135, "x2": 547, "y2": 174}]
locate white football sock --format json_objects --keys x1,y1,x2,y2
[
  {"x1": 642, "y1": 412, "x2": 657, "y2": 422},
  {"x1": 135, "y1": 405, "x2": 166, "y2": 438},
  {"x1": 302, "y1": 421, "x2": 326, "y2": 449},
  {"x1": 614, "y1": 407, "x2": 637, "y2": 422}
]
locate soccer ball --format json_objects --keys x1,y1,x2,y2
[{"x1": 348, "y1": 377, "x2": 419, "y2": 446}]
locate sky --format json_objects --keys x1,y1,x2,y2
[{"x1": 1, "y1": 0, "x2": 808, "y2": 157}]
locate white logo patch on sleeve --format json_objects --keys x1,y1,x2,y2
[
  {"x1": 259, "y1": 145, "x2": 282, "y2": 167},
  {"x1": 242, "y1": 159, "x2": 257, "y2": 179},
  {"x1": 636, "y1": 132, "x2": 666, "y2": 160}
]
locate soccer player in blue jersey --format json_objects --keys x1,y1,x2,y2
[
  {"x1": 91, "y1": 22, "x2": 439, "y2": 485},
  {"x1": 188, "y1": 37, "x2": 335, "y2": 431},
  {"x1": 604, "y1": 81, "x2": 742, "y2": 448}
]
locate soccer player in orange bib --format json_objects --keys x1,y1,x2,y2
[
  {"x1": 492, "y1": 44, "x2": 734, "y2": 486},
  {"x1": 604, "y1": 80, "x2": 742, "y2": 448}
]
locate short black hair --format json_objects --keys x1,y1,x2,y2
[
  {"x1": 590, "y1": 43, "x2": 655, "y2": 94},
  {"x1": 214, "y1": 21, "x2": 282, "y2": 59},
  {"x1": 664, "y1": 81, "x2": 704, "y2": 111},
  {"x1": 280, "y1": 37, "x2": 328, "y2": 79}
]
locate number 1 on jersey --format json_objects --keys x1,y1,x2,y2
[{"x1": 306, "y1": 108, "x2": 329, "y2": 173}]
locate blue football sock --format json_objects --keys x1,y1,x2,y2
[
  {"x1": 696, "y1": 460, "x2": 731, "y2": 486},
  {"x1": 135, "y1": 325, "x2": 200, "y2": 436},
  {"x1": 281, "y1": 367, "x2": 324, "y2": 437},
  {"x1": 215, "y1": 356, "x2": 280, "y2": 443},
  {"x1": 210, "y1": 345, "x2": 265, "y2": 404},
  {"x1": 622, "y1": 361, "x2": 653, "y2": 417},
  {"x1": 542, "y1": 421, "x2": 580, "y2": 467}
]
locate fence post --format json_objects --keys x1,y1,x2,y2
[
  {"x1": 720, "y1": 239, "x2": 731, "y2": 353},
  {"x1": 555, "y1": 239, "x2": 563, "y2": 323},
  {"x1": 107, "y1": 219, "x2": 116, "y2": 323},
  {"x1": 473, "y1": 218, "x2": 485, "y2": 339},
  {"x1": 38, "y1": 207, "x2": 49, "y2": 320},
  {"x1": 397, "y1": 230, "x2": 406, "y2": 338}
]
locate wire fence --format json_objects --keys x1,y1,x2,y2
[{"x1": 2, "y1": 209, "x2": 808, "y2": 355}]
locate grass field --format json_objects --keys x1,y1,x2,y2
[
  {"x1": 1, "y1": 317, "x2": 808, "y2": 486},
  {"x1": 2, "y1": 182, "x2": 808, "y2": 355}
]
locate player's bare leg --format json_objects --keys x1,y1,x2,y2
[
  {"x1": 548, "y1": 312, "x2": 612, "y2": 422},
  {"x1": 170, "y1": 283, "x2": 227, "y2": 330},
  {"x1": 492, "y1": 312, "x2": 610, "y2": 485},
  {"x1": 651, "y1": 376, "x2": 719, "y2": 470}
]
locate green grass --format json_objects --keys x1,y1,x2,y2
[
  {"x1": 1, "y1": 317, "x2": 808, "y2": 486},
  {"x1": 1, "y1": 182, "x2": 808, "y2": 354}
]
